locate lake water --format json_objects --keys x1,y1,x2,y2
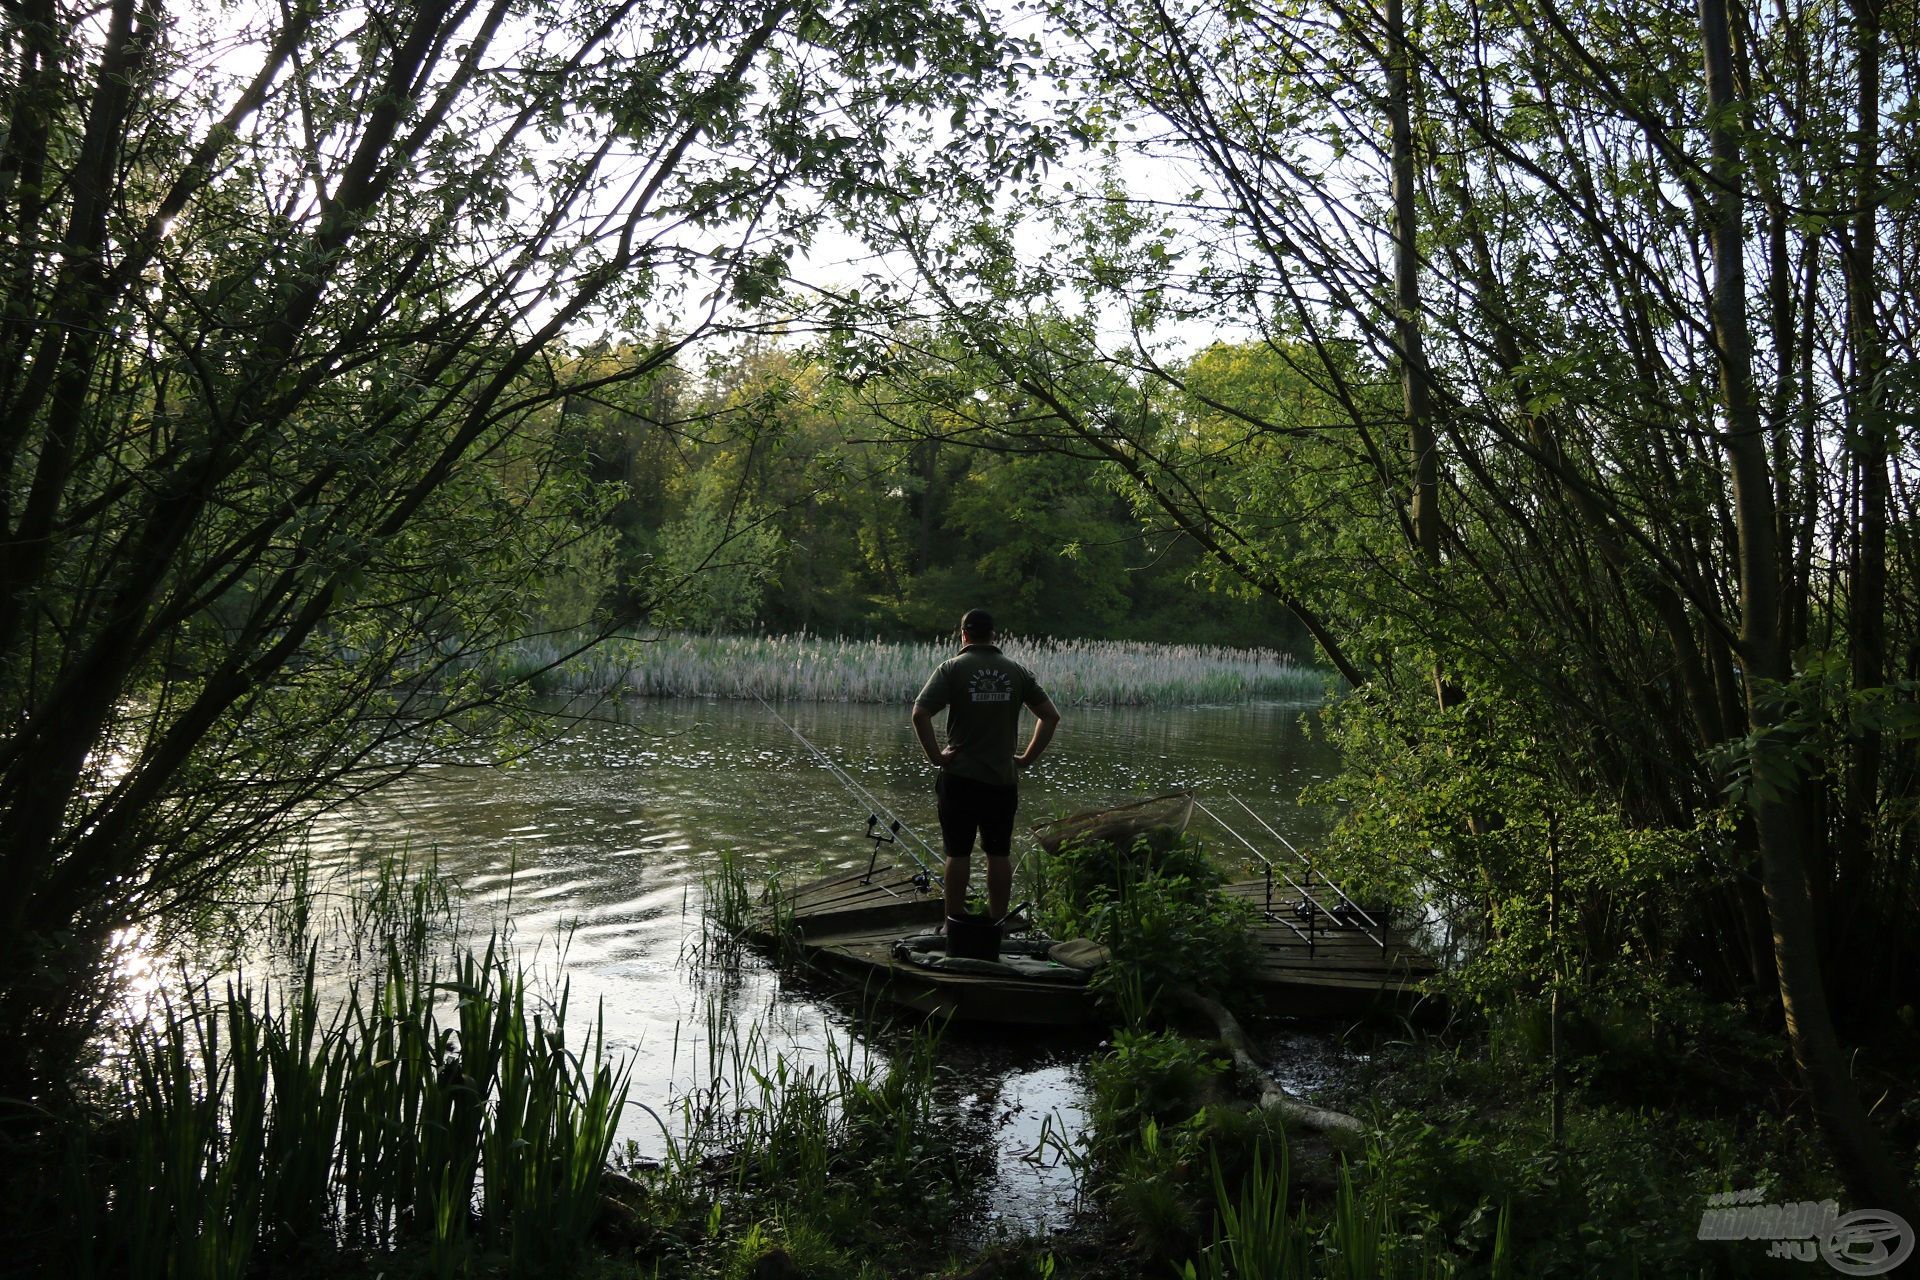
[{"x1": 282, "y1": 695, "x2": 1343, "y2": 1236}]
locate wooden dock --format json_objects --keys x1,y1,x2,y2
[
  {"x1": 763, "y1": 864, "x2": 944, "y2": 939},
  {"x1": 1220, "y1": 879, "x2": 1441, "y2": 1016},
  {"x1": 753, "y1": 865, "x2": 1439, "y2": 1025}
]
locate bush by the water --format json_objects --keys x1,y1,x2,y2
[{"x1": 1035, "y1": 833, "x2": 1259, "y2": 1015}]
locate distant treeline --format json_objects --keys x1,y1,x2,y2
[{"x1": 533, "y1": 340, "x2": 1309, "y2": 653}]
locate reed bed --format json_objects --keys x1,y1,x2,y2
[
  {"x1": 502, "y1": 630, "x2": 1323, "y2": 707},
  {"x1": 67, "y1": 939, "x2": 629, "y2": 1280}
]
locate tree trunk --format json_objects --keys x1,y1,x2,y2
[
  {"x1": 1388, "y1": 0, "x2": 1434, "y2": 569},
  {"x1": 1387, "y1": 0, "x2": 1458, "y2": 720},
  {"x1": 1174, "y1": 988, "x2": 1365, "y2": 1139},
  {"x1": 1697, "y1": 0, "x2": 1916, "y2": 1223},
  {"x1": 1841, "y1": 0, "x2": 1886, "y2": 949}
]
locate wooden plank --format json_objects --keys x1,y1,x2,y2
[
  {"x1": 1248, "y1": 923, "x2": 1425, "y2": 942},
  {"x1": 781, "y1": 867, "x2": 925, "y2": 905},
  {"x1": 1253, "y1": 960, "x2": 1430, "y2": 981},
  {"x1": 1252, "y1": 936, "x2": 1425, "y2": 954},
  {"x1": 758, "y1": 865, "x2": 944, "y2": 944},
  {"x1": 1254, "y1": 946, "x2": 1435, "y2": 966},
  {"x1": 786, "y1": 866, "x2": 924, "y2": 898},
  {"x1": 1259, "y1": 967, "x2": 1428, "y2": 990},
  {"x1": 785, "y1": 877, "x2": 927, "y2": 915},
  {"x1": 789, "y1": 899, "x2": 942, "y2": 940},
  {"x1": 1253, "y1": 972, "x2": 1419, "y2": 993},
  {"x1": 1254, "y1": 952, "x2": 1434, "y2": 970},
  {"x1": 783, "y1": 869, "x2": 885, "y2": 904},
  {"x1": 1253, "y1": 964, "x2": 1434, "y2": 982}
]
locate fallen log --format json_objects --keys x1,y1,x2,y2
[{"x1": 1173, "y1": 988, "x2": 1366, "y2": 1139}]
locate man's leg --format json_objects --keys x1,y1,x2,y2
[
  {"x1": 980, "y1": 783, "x2": 1019, "y2": 920},
  {"x1": 985, "y1": 854, "x2": 1012, "y2": 921},
  {"x1": 936, "y1": 772, "x2": 977, "y2": 920},
  {"x1": 944, "y1": 854, "x2": 971, "y2": 920}
]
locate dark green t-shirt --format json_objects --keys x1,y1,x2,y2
[{"x1": 913, "y1": 644, "x2": 1047, "y2": 787}]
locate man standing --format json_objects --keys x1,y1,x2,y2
[{"x1": 911, "y1": 609, "x2": 1061, "y2": 924}]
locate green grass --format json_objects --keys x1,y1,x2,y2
[{"x1": 493, "y1": 629, "x2": 1323, "y2": 707}]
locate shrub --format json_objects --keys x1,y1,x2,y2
[{"x1": 1039, "y1": 835, "x2": 1258, "y2": 1015}]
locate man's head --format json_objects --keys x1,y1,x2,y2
[{"x1": 959, "y1": 608, "x2": 995, "y2": 643}]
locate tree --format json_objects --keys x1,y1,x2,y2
[
  {"x1": 0, "y1": 0, "x2": 1012, "y2": 1102},
  {"x1": 844, "y1": 0, "x2": 1918, "y2": 1217}
]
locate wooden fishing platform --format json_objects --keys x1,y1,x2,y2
[
  {"x1": 752, "y1": 862, "x2": 1439, "y2": 1026},
  {"x1": 780, "y1": 919, "x2": 1103, "y2": 1028},
  {"x1": 1219, "y1": 879, "x2": 1441, "y2": 1016},
  {"x1": 766, "y1": 864, "x2": 945, "y2": 940},
  {"x1": 750, "y1": 863, "x2": 1092, "y2": 1026}
]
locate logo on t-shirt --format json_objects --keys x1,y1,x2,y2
[{"x1": 969, "y1": 669, "x2": 1014, "y2": 703}]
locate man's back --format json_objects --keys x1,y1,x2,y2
[
  {"x1": 914, "y1": 644, "x2": 1043, "y2": 787},
  {"x1": 910, "y1": 609, "x2": 1061, "y2": 922}
]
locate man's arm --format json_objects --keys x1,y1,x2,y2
[
  {"x1": 911, "y1": 704, "x2": 957, "y2": 767},
  {"x1": 1015, "y1": 697, "x2": 1061, "y2": 769}
]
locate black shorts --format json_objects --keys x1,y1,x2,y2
[{"x1": 935, "y1": 772, "x2": 1018, "y2": 859}]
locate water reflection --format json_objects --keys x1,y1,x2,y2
[
  {"x1": 109, "y1": 924, "x2": 164, "y2": 1028},
  {"x1": 278, "y1": 695, "x2": 1338, "y2": 1231}
]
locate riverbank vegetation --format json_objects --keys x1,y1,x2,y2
[
  {"x1": 33, "y1": 911, "x2": 629, "y2": 1277},
  {"x1": 504, "y1": 631, "x2": 1320, "y2": 707},
  {"x1": 826, "y1": 0, "x2": 1920, "y2": 1237},
  {"x1": 6, "y1": 0, "x2": 1917, "y2": 1272}
]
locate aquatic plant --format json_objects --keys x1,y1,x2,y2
[
  {"x1": 641, "y1": 988, "x2": 988, "y2": 1277},
  {"x1": 668, "y1": 1006, "x2": 954, "y2": 1207},
  {"x1": 1180, "y1": 1140, "x2": 1514, "y2": 1280},
  {"x1": 491, "y1": 629, "x2": 1323, "y2": 707},
  {"x1": 66, "y1": 938, "x2": 628, "y2": 1280},
  {"x1": 1182, "y1": 1141, "x2": 1305, "y2": 1280},
  {"x1": 695, "y1": 848, "x2": 757, "y2": 961}
]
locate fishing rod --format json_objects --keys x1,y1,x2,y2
[
  {"x1": 1193, "y1": 796, "x2": 1385, "y2": 952},
  {"x1": 753, "y1": 694, "x2": 944, "y2": 888},
  {"x1": 1227, "y1": 792, "x2": 1385, "y2": 938}
]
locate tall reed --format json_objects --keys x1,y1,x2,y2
[
  {"x1": 697, "y1": 848, "x2": 755, "y2": 955},
  {"x1": 1181, "y1": 1141, "x2": 1513, "y2": 1280},
  {"x1": 70, "y1": 936, "x2": 629, "y2": 1279},
  {"x1": 494, "y1": 629, "x2": 1323, "y2": 707}
]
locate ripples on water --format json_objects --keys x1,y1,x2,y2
[{"x1": 274, "y1": 696, "x2": 1338, "y2": 1235}]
